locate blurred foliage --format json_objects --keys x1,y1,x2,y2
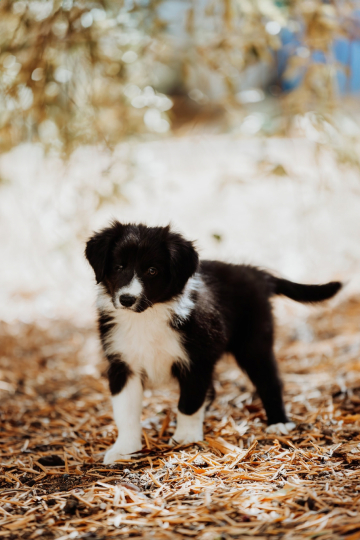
[{"x1": 0, "y1": 0, "x2": 358, "y2": 155}]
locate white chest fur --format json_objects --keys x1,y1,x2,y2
[
  {"x1": 108, "y1": 304, "x2": 188, "y2": 387},
  {"x1": 96, "y1": 283, "x2": 199, "y2": 388}
]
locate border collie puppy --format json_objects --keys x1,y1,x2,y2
[{"x1": 85, "y1": 221, "x2": 341, "y2": 464}]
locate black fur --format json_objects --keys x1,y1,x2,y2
[
  {"x1": 85, "y1": 222, "x2": 125, "y2": 284},
  {"x1": 86, "y1": 222, "x2": 342, "y2": 426},
  {"x1": 107, "y1": 357, "x2": 132, "y2": 396},
  {"x1": 98, "y1": 312, "x2": 115, "y2": 349},
  {"x1": 273, "y1": 277, "x2": 342, "y2": 303}
]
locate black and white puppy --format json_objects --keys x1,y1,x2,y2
[{"x1": 85, "y1": 221, "x2": 341, "y2": 464}]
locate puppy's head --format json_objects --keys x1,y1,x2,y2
[{"x1": 85, "y1": 222, "x2": 199, "y2": 312}]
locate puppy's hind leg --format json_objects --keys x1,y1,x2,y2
[{"x1": 233, "y1": 342, "x2": 290, "y2": 427}]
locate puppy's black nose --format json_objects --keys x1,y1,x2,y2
[{"x1": 120, "y1": 294, "x2": 136, "y2": 307}]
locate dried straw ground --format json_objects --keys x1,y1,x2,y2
[{"x1": 1, "y1": 297, "x2": 360, "y2": 540}]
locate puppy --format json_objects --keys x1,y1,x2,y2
[{"x1": 85, "y1": 221, "x2": 341, "y2": 464}]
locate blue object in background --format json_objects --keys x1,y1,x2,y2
[
  {"x1": 334, "y1": 38, "x2": 350, "y2": 94},
  {"x1": 278, "y1": 25, "x2": 360, "y2": 95},
  {"x1": 348, "y1": 40, "x2": 360, "y2": 92},
  {"x1": 333, "y1": 37, "x2": 360, "y2": 94}
]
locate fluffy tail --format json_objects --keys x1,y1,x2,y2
[{"x1": 272, "y1": 277, "x2": 342, "y2": 303}]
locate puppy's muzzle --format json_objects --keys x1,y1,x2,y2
[{"x1": 120, "y1": 294, "x2": 137, "y2": 308}]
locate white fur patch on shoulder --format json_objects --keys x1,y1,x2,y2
[{"x1": 171, "y1": 273, "x2": 203, "y2": 325}]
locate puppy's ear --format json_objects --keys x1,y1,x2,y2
[
  {"x1": 166, "y1": 229, "x2": 199, "y2": 292},
  {"x1": 85, "y1": 221, "x2": 123, "y2": 283}
]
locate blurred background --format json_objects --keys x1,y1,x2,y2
[{"x1": 1, "y1": 0, "x2": 360, "y2": 326}]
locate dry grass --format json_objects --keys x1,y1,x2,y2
[{"x1": 1, "y1": 298, "x2": 360, "y2": 539}]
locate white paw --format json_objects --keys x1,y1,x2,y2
[
  {"x1": 104, "y1": 448, "x2": 132, "y2": 464},
  {"x1": 171, "y1": 427, "x2": 203, "y2": 446},
  {"x1": 103, "y1": 440, "x2": 142, "y2": 464},
  {"x1": 171, "y1": 408, "x2": 205, "y2": 446},
  {"x1": 266, "y1": 422, "x2": 296, "y2": 436}
]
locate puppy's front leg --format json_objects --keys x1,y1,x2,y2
[
  {"x1": 104, "y1": 373, "x2": 143, "y2": 464},
  {"x1": 172, "y1": 362, "x2": 212, "y2": 445}
]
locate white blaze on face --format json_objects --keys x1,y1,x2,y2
[
  {"x1": 114, "y1": 274, "x2": 143, "y2": 308},
  {"x1": 121, "y1": 275, "x2": 143, "y2": 296}
]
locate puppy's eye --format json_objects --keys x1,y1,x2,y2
[
  {"x1": 116, "y1": 265, "x2": 124, "y2": 272},
  {"x1": 147, "y1": 267, "x2": 158, "y2": 276}
]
